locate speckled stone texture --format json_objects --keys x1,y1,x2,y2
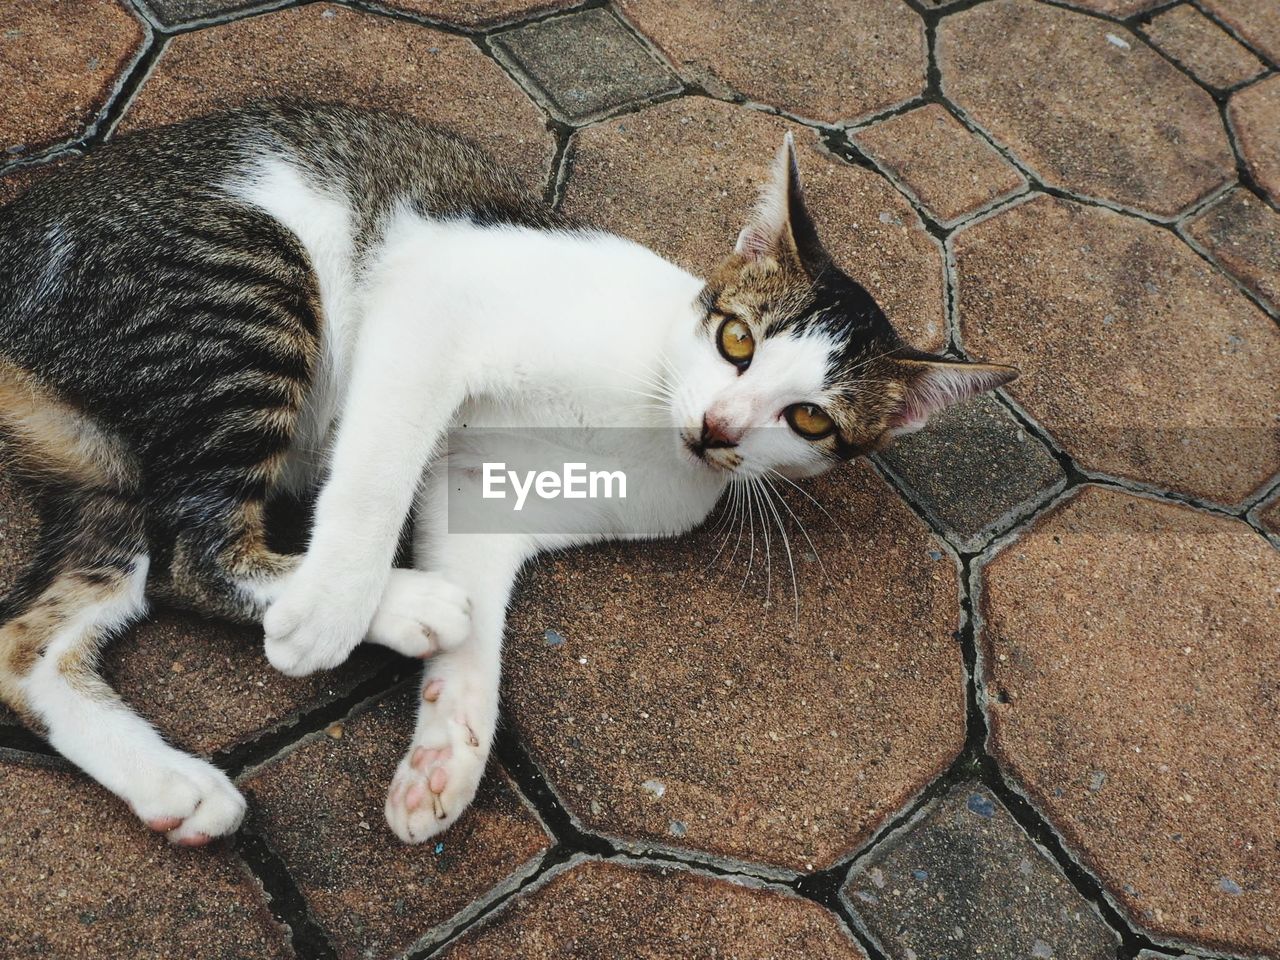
[
  {"x1": 876, "y1": 394, "x2": 1065, "y2": 552},
  {"x1": 0, "y1": 0, "x2": 146, "y2": 161},
  {"x1": 138, "y1": 0, "x2": 269, "y2": 28},
  {"x1": 0, "y1": 753, "x2": 290, "y2": 960},
  {"x1": 1186, "y1": 187, "x2": 1280, "y2": 314},
  {"x1": 1053, "y1": 0, "x2": 1163, "y2": 15},
  {"x1": 118, "y1": 3, "x2": 554, "y2": 190},
  {"x1": 440, "y1": 859, "x2": 869, "y2": 959},
  {"x1": 0, "y1": 442, "x2": 40, "y2": 600},
  {"x1": 1258, "y1": 492, "x2": 1280, "y2": 536},
  {"x1": 0, "y1": 155, "x2": 75, "y2": 206},
  {"x1": 376, "y1": 0, "x2": 580, "y2": 30},
  {"x1": 1229, "y1": 75, "x2": 1280, "y2": 207},
  {"x1": 616, "y1": 0, "x2": 925, "y2": 124},
  {"x1": 938, "y1": 0, "x2": 1233, "y2": 219},
  {"x1": 979, "y1": 486, "x2": 1280, "y2": 954},
  {"x1": 241, "y1": 686, "x2": 551, "y2": 960},
  {"x1": 504, "y1": 460, "x2": 965, "y2": 873},
  {"x1": 1200, "y1": 0, "x2": 1280, "y2": 65},
  {"x1": 955, "y1": 194, "x2": 1280, "y2": 506},
  {"x1": 492, "y1": 8, "x2": 680, "y2": 124},
  {"x1": 853, "y1": 104, "x2": 1026, "y2": 225},
  {"x1": 1142, "y1": 4, "x2": 1266, "y2": 92},
  {"x1": 562, "y1": 97, "x2": 945, "y2": 351},
  {"x1": 843, "y1": 783, "x2": 1118, "y2": 960}
]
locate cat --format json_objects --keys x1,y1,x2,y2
[{"x1": 0, "y1": 100, "x2": 1016, "y2": 846}]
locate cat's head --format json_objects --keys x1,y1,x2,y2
[{"x1": 667, "y1": 134, "x2": 1017, "y2": 479}]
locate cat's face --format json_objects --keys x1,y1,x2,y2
[{"x1": 667, "y1": 134, "x2": 1017, "y2": 480}]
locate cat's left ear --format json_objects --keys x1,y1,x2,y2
[
  {"x1": 886, "y1": 356, "x2": 1019, "y2": 437},
  {"x1": 735, "y1": 132, "x2": 831, "y2": 277}
]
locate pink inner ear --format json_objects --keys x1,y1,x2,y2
[
  {"x1": 888, "y1": 363, "x2": 1013, "y2": 435},
  {"x1": 735, "y1": 224, "x2": 774, "y2": 259}
]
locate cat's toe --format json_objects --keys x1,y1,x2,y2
[
  {"x1": 367, "y1": 570, "x2": 472, "y2": 659},
  {"x1": 132, "y1": 757, "x2": 246, "y2": 845}
]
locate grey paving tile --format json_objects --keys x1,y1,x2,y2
[
  {"x1": 492, "y1": 8, "x2": 680, "y2": 124},
  {"x1": 137, "y1": 0, "x2": 268, "y2": 28},
  {"x1": 876, "y1": 394, "x2": 1065, "y2": 552},
  {"x1": 843, "y1": 782, "x2": 1120, "y2": 960}
]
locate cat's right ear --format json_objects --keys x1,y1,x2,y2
[{"x1": 734, "y1": 133, "x2": 831, "y2": 277}]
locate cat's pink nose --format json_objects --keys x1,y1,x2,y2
[{"x1": 701, "y1": 413, "x2": 742, "y2": 448}]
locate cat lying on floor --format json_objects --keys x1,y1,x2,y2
[{"x1": 0, "y1": 101, "x2": 1015, "y2": 845}]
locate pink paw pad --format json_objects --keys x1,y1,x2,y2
[
  {"x1": 423, "y1": 679, "x2": 444, "y2": 702},
  {"x1": 147, "y1": 816, "x2": 183, "y2": 832}
]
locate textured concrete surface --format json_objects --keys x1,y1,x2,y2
[
  {"x1": 118, "y1": 3, "x2": 555, "y2": 190},
  {"x1": 955, "y1": 194, "x2": 1280, "y2": 506},
  {"x1": 980, "y1": 486, "x2": 1280, "y2": 954},
  {"x1": 137, "y1": 0, "x2": 267, "y2": 28},
  {"x1": 617, "y1": 0, "x2": 925, "y2": 124},
  {"x1": 562, "y1": 97, "x2": 946, "y2": 351},
  {"x1": 379, "y1": 0, "x2": 580, "y2": 30},
  {"x1": 853, "y1": 104, "x2": 1027, "y2": 226},
  {"x1": 843, "y1": 783, "x2": 1119, "y2": 960},
  {"x1": 492, "y1": 8, "x2": 680, "y2": 124},
  {"x1": 1229, "y1": 75, "x2": 1280, "y2": 207},
  {"x1": 0, "y1": 753, "x2": 291, "y2": 960},
  {"x1": 440, "y1": 859, "x2": 870, "y2": 959},
  {"x1": 242, "y1": 686, "x2": 551, "y2": 960},
  {"x1": 1186, "y1": 186, "x2": 1280, "y2": 313},
  {"x1": 877, "y1": 394, "x2": 1066, "y2": 553},
  {"x1": 939, "y1": 0, "x2": 1233, "y2": 218},
  {"x1": 0, "y1": 0, "x2": 146, "y2": 160},
  {"x1": 0, "y1": 443, "x2": 41, "y2": 602},
  {"x1": 1200, "y1": 0, "x2": 1280, "y2": 65},
  {"x1": 1143, "y1": 4, "x2": 1266, "y2": 92},
  {"x1": 504, "y1": 460, "x2": 966, "y2": 873}
]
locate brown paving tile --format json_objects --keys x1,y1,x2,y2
[
  {"x1": 0, "y1": 0, "x2": 147, "y2": 162},
  {"x1": 561, "y1": 97, "x2": 946, "y2": 351},
  {"x1": 1228, "y1": 75, "x2": 1280, "y2": 208},
  {"x1": 0, "y1": 752, "x2": 291, "y2": 960},
  {"x1": 853, "y1": 104, "x2": 1027, "y2": 226},
  {"x1": 1200, "y1": 0, "x2": 1280, "y2": 65},
  {"x1": 616, "y1": 0, "x2": 925, "y2": 124},
  {"x1": 0, "y1": 441, "x2": 41, "y2": 602},
  {"x1": 843, "y1": 783, "x2": 1118, "y2": 960},
  {"x1": 1053, "y1": 0, "x2": 1164, "y2": 15},
  {"x1": 103, "y1": 614, "x2": 388, "y2": 758},
  {"x1": 1257, "y1": 489, "x2": 1280, "y2": 537},
  {"x1": 0, "y1": 155, "x2": 76, "y2": 207},
  {"x1": 979, "y1": 485, "x2": 1280, "y2": 955},
  {"x1": 1186, "y1": 186, "x2": 1280, "y2": 313},
  {"x1": 241, "y1": 686, "x2": 551, "y2": 960},
  {"x1": 439, "y1": 858, "x2": 869, "y2": 959},
  {"x1": 503, "y1": 460, "x2": 965, "y2": 873},
  {"x1": 954, "y1": 194, "x2": 1280, "y2": 506},
  {"x1": 491, "y1": 8, "x2": 681, "y2": 125},
  {"x1": 137, "y1": 0, "x2": 269, "y2": 28},
  {"x1": 938, "y1": 0, "x2": 1233, "y2": 219},
  {"x1": 118, "y1": 3, "x2": 554, "y2": 190},
  {"x1": 1143, "y1": 4, "x2": 1267, "y2": 92},
  {"x1": 378, "y1": 0, "x2": 580, "y2": 30}
]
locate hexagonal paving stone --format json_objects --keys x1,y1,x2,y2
[
  {"x1": 561, "y1": 97, "x2": 946, "y2": 351},
  {"x1": 616, "y1": 0, "x2": 925, "y2": 124},
  {"x1": 503, "y1": 460, "x2": 965, "y2": 874},
  {"x1": 0, "y1": 443, "x2": 41, "y2": 603},
  {"x1": 135, "y1": 0, "x2": 268, "y2": 28},
  {"x1": 938, "y1": 0, "x2": 1233, "y2": 219},
  {"x1": 0, "y1": 0, "x2": 147, "y2": 163},
  {"x1": 439, "y1": 858, "x2": 869, "y2": 959},
  {"x1": 118, "y1": 3, "x2": 554, "y2": 190},
  {"x1": 491, "y1": 8, "x2": 681, "y2": 125},
  {"x1": 1185, "y1": 186, "x2": 1280, "y2": 314},
  {"x1": 1052, "y1": 0, "x2": 1165, "y2": 15},
  {"x1": 241, "y1": 686, "x2": 551, "y2": 960},
  {"x1": 1142, "y1": 4, "x2": 1266, "y2": 93},
  {"x1": 1228, "y1": 75, "x2": 1280, "y2": 208},
  {"x1": 954, "y1": 194, "x2": 1280, "y2": 506},
  {"x1": 842, "y1": 783, "x2": 1119, "y2": 960},
  {"x1": 1200, "y1": 0, "x2": 1280, "y2": 65},
  {"x1": 1256, "y1": 489, "x2": 1280, "y2": 539},
  {"x1": 979, "y1": 485, "x2": 1280, "y2": 955},
  {"x1": 377, "y1": 0, "x2": 580, "y2": 30},
  {"x1": 853, "y1": 104, "x2": 1027, "y2": 226},
  {"x1": 876, "y1": 394, "x2": 1066, "y2": 553},
  {"x1": 0, "y1": 752, "x2": 290, "y2": 960}
]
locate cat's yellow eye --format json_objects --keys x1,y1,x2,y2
[
  {"x1": 717, "y1": 317, "x2": 755, "y2": 367},
  {"x1": 785, "y1": 403, "x2": 836, "y2": 440}
]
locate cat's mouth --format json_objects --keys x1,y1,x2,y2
[{"x1": 682, "y1": 433, "x2": 741, "y2": 473}]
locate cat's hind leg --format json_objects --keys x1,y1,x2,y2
[{"x1": 0, "y1": 490, "x2": 245, "y2": 845}]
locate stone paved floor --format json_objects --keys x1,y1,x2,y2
[{"x1": 1, "y1": 1, "x2": 1277, "y2": 958}]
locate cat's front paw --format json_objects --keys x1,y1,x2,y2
[
  {"x1": 366, "y1": 570, "x2": 471, "y2": 659},
  {"x1": 130, "y1": 754, "x2": 246, "y2": 846},
  {"x1": 263, "y1": 570, "x2": 372, "y2": 677},
  {"x1": 384, "y1": 674, "x2": 492, "y2": 843}
]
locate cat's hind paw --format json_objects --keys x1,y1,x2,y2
[
  {"x1": 384, "y1": 676, "x2": 490, "y2": 843},
  {"x1": 366, "y1": 570, "x2": 471, "y2": 660},
  {"x1": 130, "y1": 754, "x2": 246, "y2": 846}
]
